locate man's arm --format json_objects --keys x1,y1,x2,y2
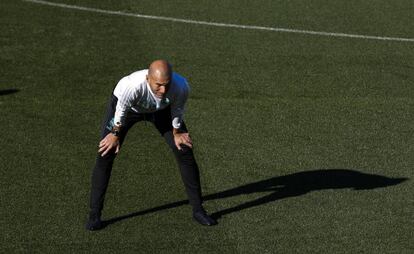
[
  {"x1": 114, "y1": 83, "x2": 138, "y2": 127},
  {"x1": 99, "y1": 80, "x2": 140, "y2": 156},
  {"x1": 171, "y1": 81, "x2": 192, "y2": 150}
]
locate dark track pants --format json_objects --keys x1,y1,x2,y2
[{"x1": 89, "y1": 94, "x2": 203, "y2": 214}]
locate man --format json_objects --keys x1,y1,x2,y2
[{"x1": 86, "y1": 60, "x2": 217, "y2": 230}]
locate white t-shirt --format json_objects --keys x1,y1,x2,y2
[{"x1": 113, "y1": 69, "x2": 189, "y2": 129}]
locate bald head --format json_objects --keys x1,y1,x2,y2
[
  {"x1": 148, "y1": 60, "x2": 172, "y2": 80},
  {"x1": 146, "y1": 60, "x2": 172, "y2": 98}
]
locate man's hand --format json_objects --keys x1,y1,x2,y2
[
  {"x1": 98, "y1": 133, "x2": 120, "y2": 157},
  {"x1": 173, "y1": 132, "x2": 193, "y2": 150}
]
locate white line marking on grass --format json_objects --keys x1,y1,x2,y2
[{"x1": 23, "y1": 0, "x2": 414, "y2": 43}]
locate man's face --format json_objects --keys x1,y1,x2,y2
[{"x1": 147, "y1": 74, "x2": 170, "y2": 99}]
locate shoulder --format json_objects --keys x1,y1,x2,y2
[
  {"x1": 127, "y1": 69, "x2": 148, "y2": 83},
  {"x1": 114, "y1": 69, "x2": 148, "y2": 97},
  {"x1": 117, "y1": 69, "x2": 148, "y2": 87},
  {"x1": 171, "y1": 72, "x2": 190, "y2": 92}
]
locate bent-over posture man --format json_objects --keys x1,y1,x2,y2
[{"x1": 86, "y1": 60, "x2": 217, "y2": 230}]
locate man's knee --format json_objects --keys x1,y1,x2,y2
[
  {"x1": 95, "y1": 152, "x2": 117, "y2": 167},
  {"x1": 172, "y1": 144, "x2": 192, "y2": 154},
  {"x1": 172, "y1": 146, "x2": 197, "y2": 165}
]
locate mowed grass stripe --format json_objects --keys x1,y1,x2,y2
[{"x1": 23, "y1": 0, "x2": 414, "y2": 43}]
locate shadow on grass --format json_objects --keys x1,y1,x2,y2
[
  {"x1": 103, "y1": 169, "x2": 407, "y2": 227},
  {"x1": 0, "y1": 89, "x2": 20, "y2": 96}
]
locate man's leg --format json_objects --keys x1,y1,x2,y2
[
  {"x1": 153, "y1": 107, "x2": 217, "y2": 225},
  {"x1": 164, "y1": 128, "x2": 204, "y2": 210},
  {"x1": 86, "y1": 95, "x2": 139, "y2": 230}
]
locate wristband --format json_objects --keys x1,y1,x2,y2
[{"x1": 111, "y1": 125, "x2": 121, "y2": 137}]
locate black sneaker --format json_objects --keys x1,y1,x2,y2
[
  {"x1": 193, "y1": 209, "x2": 218, "y2": 226},
  {"x1": 85, "y1": 212, "x2": 104, "y2": 231}
]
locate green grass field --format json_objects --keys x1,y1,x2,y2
[{"x1": 1, "y1": 0, "x2": 413, "y2": 253}]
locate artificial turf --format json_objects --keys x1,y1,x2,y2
[{"x1": 1, "y1": 0, "x2": 413, "y2": 253}]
